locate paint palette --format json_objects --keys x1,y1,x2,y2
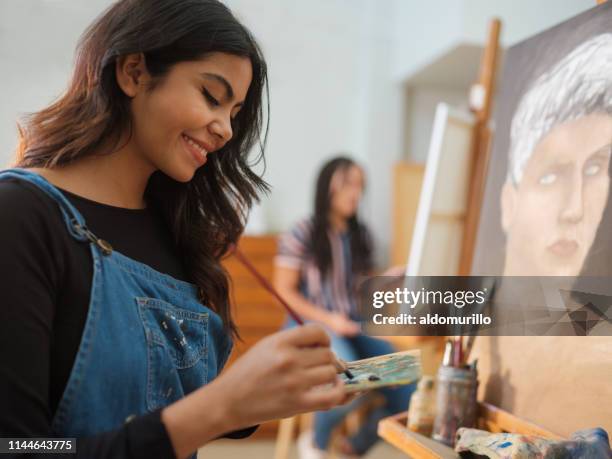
[{"x1": 340, "y1": 350, "x2": 421, "y2": 393}]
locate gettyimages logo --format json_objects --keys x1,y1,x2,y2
[
  {"x1": 372, "y1": 287, "x2": 488, "y2": 309},
  {"x1": 357, "y1": 276, "x2": 612, "y2": 336}
]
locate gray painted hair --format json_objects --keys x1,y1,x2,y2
[{"x1": 508, "y1": 33, "x2": 612, "y2": 185}]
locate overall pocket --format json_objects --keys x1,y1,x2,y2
[{"x1": 136, "y1": 297, "x2": 209, "y2": 411}]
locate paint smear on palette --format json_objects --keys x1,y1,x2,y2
[{"x1": 341, "y1": 350, "x2": 421, "y2": 393}]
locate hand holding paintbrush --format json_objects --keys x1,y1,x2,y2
[{"x1": 231, "y1": 245, "x2": 355, "y2": 380}]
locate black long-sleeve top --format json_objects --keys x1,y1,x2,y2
[{"x1": 0, "y1": 177, "x2": 254, "y2": 458}]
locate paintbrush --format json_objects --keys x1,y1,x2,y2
[
  {"x1": 231, "y1": 245, "x2": 355, "y2": 380},
  {"x1": 453, "y1": 336, "x2": 463, "y2": 368},
  {"x1": 461, "y1": 278, "x2": 496, "y2": 366},
  {"x1": 462, "y1": 334, "x2": 476, "y2": 365}
]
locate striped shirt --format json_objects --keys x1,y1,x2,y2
[{"x1": 276, "y1": 218, "x2": 366, "y2": 316}]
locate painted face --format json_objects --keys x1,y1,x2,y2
[
  {"x1": 129, "y1": 52, "x2": 252, "y2": 182},
  {"x1": 502, "y1": 113, "x2": 612, "y2": 276},
  {"x1": 330, "y1": 165, "x2": 365, "y2": 220}
]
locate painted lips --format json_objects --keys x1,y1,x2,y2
[{"x1": 548, "y1": 239, "x2": 579, "y2": 257}]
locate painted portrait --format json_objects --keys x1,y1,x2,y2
[{"x1": 472, "y1": 3, "x2": 612, "y2": 277}]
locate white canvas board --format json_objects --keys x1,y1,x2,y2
[{"x1": 406, "y1": 103, "x2": 474, "y2": 277}]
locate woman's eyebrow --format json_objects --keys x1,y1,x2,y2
[{"x1": 201, "y1": 72, "x2": 234, "y2": 100}]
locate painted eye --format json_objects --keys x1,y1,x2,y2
[
  {"x1": 584, "y1": 163, "x2": 601, "y2": 176},
  {"x1": 538, "y1": 173, "x2": 557, "y2": 185}
]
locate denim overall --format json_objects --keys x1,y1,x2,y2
[{"x1": 0, "y1": 169, "x2": 232, "y2": 443}]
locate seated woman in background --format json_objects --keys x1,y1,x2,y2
[{"x1": 274, "y1": 156, "x2": 415, "y2": 458}]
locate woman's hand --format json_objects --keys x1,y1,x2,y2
[
  {"x1": 214, "y1": 324, "x2": 347, "y2": 428},
  {"x1": 326, "y1": 313, "x2": 361, "y2": 337},
  {"x1": 162, "y1": 324, "x2": 347, "y2": 458}
]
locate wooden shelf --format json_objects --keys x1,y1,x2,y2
[
  {"x1": 378, "y1": 402, "x2": 562, "y2": 458},
  {"x1": 378, "y1": 412, "x2": 458, "y2": 459}
]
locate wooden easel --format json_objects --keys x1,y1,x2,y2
[{"x1": 458, "y1": 18, "x2": 501, "y2": 275}]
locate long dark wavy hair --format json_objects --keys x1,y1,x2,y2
[
  {"x1": 311, "y1": 157, "x2": 373, "y2": 277},
  {"x1": 14, "y1": 0, "x2": 269, "y2": 337}
]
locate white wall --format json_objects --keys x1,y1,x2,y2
[
  {"x1": 462, "y1": 0, "x2": 596, "y2": 46},
  {"x1": 392, "y1": 0, "x2": 465, "y2": 81},
  {"x1": 392, "y1": 0, "x2": 595, "y2": 82},
  {"x1": 0, "y1": 0, "x2": 111, "y2": 167},
  {"x1": 405, "y1": 86, "x2": 470, "y2": 163},
  {"x1": 223, "y1": 0, "x2": 384, "y2": 234}
]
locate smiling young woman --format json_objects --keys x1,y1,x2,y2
[{"x1": 0, "y1": 1, "x2": 346, "y2": 458}]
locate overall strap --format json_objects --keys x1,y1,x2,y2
[{"x1": 0, "y1": 168, "x2": 112, "y2": 255}]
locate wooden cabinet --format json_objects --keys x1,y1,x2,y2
[{"x1": 391, "y1": 162, "x2": 425, "y2": 266}]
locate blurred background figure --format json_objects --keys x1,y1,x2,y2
[{"x1": 274, "y1": 156, "x2": 415, "y2": 458}]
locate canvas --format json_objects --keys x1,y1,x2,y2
[
  {"x1": 407, "y1": 103, "x2": 474, "y2": 277},
  {"x1": 472, "y1": 3, "x2": 612, "y2": 278}
]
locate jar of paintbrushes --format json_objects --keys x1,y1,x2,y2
[{"x1": 431, "y1": 338, "x2": 478, "y2": 447}]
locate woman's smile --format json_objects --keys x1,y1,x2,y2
[{"x1": 181, "y1": 133, "x2": 209, "y2": 166}]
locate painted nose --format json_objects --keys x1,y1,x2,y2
[{"x1": 559, "y1": 172, "x2": 585, "y2": 224}]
